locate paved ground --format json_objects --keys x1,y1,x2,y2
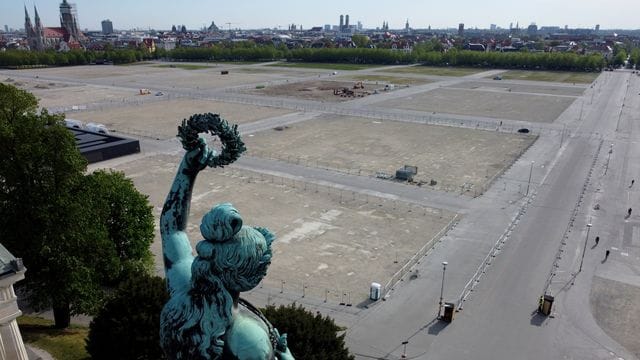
[
  {"x1": 377, "y1": 86, "x2": 577, "y2": 123},
  {"x1": 244, "y1": 114, "x2": 535, "y2": 193},
  {"x1": 94, "y1": 151, "x2": 456, "y2": 301},
  {"x1": 2, "y1": 62, "x2": 637, "y2": 360}
]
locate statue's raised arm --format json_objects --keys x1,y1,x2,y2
[
  {"x1": 160, "y1": 113, "x2": 244, "y2": 296},
  {"x1": 160, "y1": 114, "x2": 294, "y2": 359}
]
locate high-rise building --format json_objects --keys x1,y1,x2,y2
[
  {"x1": 101, "y1": 19, "x2": 113, "y2": 35},
  {"x1": 458, "y1": 23, "x2": 464, "y2": 36},
  {"x1": 340, "y1": 15, "x2": 344, "y2": 31},
  {"x1": 345, "y1": 14, "x2": 350, "y2": 29},
  {"x1": 3, "y1": 25, "x2": 7, "y2": 33},
  {"x1": 595, "y1": 24, "x2": 600, "y2": 31}
]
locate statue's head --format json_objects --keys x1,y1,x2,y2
[{"x1": 194, "y1": 203, "x2": 275, "y2": 292}]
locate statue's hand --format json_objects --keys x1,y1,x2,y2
[
  {"x1": 275, "y1": 333, "x2": 294, "y2": 360},
  {"x1": 184, "y1": 138, "x2": 216, "y2": 172}
]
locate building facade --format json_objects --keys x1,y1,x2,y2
[
  {"x1": 101, "y1": 19, "x2": 113, "y2": 35},
  {"x1": 0, "y1": 244, "x2": 28, "y2": 360}
]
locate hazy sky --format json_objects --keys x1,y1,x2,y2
[{"x1": 2, "y1": 0, "x2": 638, "y2": 31}]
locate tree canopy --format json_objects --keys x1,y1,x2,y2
[
  {"x1": 86, "y1": 274, "x2": 169, "y2": 360},
  {"x1": 263, "y1": 304, "x2": 355, "y2": 360},
  {"x1": 0, "y1": 84, "x2": 154, "y2": 328}
]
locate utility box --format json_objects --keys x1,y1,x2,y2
[
  {"x1": 395, "y1": 165, "x2": 418, "y2": 181},
  {"x1": 541, "y1": 295, "x2": 554, "y2": 316},
  {"x1": 442, "y1": 302, "x2": 455, "y2": 322},
  {"x1": 370, "y1": 282, "x2": 381, "y2": 301},
  {"x1": 395, "y1": 169, "x2": 414, "y2": 181}
]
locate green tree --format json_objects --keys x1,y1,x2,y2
[
  {"x1": 351, "y1": 34, "x2": 370, "y2": 48},
  {"x1": 263, "y1": 304, "x2": 355, "y2": 360},
  {"x1": 0, "y1": 84, "x2": 155, "y2": 328},
  {"x1": 82, "y1": 170, "x2": 155, "y2": 282},
  {"x1": 86, "y1": 274, "x2": 169, "y2": 360},
  {"x1": 613, "y1": 49, "x2": 627, "y2": 67}
]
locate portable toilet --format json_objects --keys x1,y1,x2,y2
[{"x1": 370, "y1": 282, "x2": 381, "y2": 301}]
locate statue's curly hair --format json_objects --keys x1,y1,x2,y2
[{"x1": 160, "y1": 204, "x2": 274, "y2": 359}]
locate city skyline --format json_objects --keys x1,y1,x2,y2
[{"x1": 2, "y1": 0, "x2": 639, "y2": 31}]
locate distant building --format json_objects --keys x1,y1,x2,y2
[
  {"x1": 340, "y1": 15, "x2": 344, "y2": 31},
  {"x1": 595, "y1": 24, "x2": 600, "y2": 32},
  {"x1": 345, "y1": 14, "x2": 350, "y2": 29},
  {"x1": 3, "y1": 25, "x2": 7, "y2": 32},
  {"x1": 324, "y1": 24, "x2": 331, "y2": 31},
  {"x1": 467, "y1": 43, "x2": 486, "y2": 51},
  {"x1": 101, "y1": 19, "x2": 113, "y2": 35},
  {"x1": 24, "y1": 0, "x2": 83, "y2": 51},
  {"x1": 59, "y1": 0, "x2": 81, "y2": 40},
  {"x1": 458, "y1": 23, "x2": 464, "y2": 36},
  {"x1": 527, "y1": 23, "x2": 538, "y2": 36},
  {"x1": 490, "y1": 24, "x2": 497, "y2": 31}
]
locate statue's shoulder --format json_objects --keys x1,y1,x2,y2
[{"x1": 224, "y1": 306, "x2": 274, "y2": 359}]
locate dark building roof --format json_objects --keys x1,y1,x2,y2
[{"x1": 67, "y1": 127, "x2": 141, "y2": 163}]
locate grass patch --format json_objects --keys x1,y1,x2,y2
[
  {"x1": 268, "y1": 62, "x2": 384, "y2": 71},
  {"x1": 497, "y1": 70, "x2": 599, "y2": 83},
  {"x1": 154, "y1": 64, "x2": 212, "y2": 70},
  {"x1": 343, "y1": 74, "x2": 428, "y2": 85},
  {"x1": 18, "y1": 316, "x2": 89, "y2": 360},
  {"x1": 382, "y1": 65, "x2": 483, "y2": 77}
]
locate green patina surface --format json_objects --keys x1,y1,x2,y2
[{"x1": 159, "y1": 114, "x2": 294, "y2": 359}]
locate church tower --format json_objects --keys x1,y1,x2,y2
[
  {"x1": 24, "y1": 6, "x2": 37, "y2": 50},
  {"x1": 59, "y1": 0, "x2": 80, "y2": 40},
  {"x1": 33, "y1": 6, "x2": 45, "y2": 51}
]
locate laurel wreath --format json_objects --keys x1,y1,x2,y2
[{"x1": 177, "y1": 113, "x2": 246, "y2": 168}]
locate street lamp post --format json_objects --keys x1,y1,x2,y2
[
  {"x1": 578, "y1": 223, "x2": 592, "y2": 273},
  {"x1": 438, "y1": 261, "x2": 448, "y2": 318},
  {"x1": 526, "y1": 161, "x2": 535, "y2": 196}
]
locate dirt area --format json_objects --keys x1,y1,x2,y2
[
  {"x1": 377, "y1": 87, "x2": 576, "y2": 123},
  {"x1": 448, "y1": 81, "x2": 586, "y2": 97},
  {"x1": 243, "y1": 115, "x2": 535, "y2": 194},
  {"x1": 31, "y1": 84, "x2": 142, "y2": 110},
  {"x1": 104, "y1": 153, "x2": 457, "y2": 301},
  {"x1": 70, "y1": 99, "x2": 293, "y2": 139},
  {"x1": 247, "y1": 80, "x2": 382, "y2": 102},
  {"x1": 12, "y1": 63, "x2": 284, "y2": 90},
  {"x1": 591, "y1": 276, "x2": 640, "y2": 358}
]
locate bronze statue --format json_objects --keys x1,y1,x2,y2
[{"x1": 159, "y1": 113, "x2": 294, "y2": 359}]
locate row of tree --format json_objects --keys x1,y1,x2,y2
[
  {"x1": 0, "y1": 45, "x2": 611, "y2": 71},
  {"x1": 0, "y1": 48, "x2": 154, "y2": 67}
]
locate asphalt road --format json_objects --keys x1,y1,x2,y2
[{"x1": 344, "y1": 71, "x2": 639, "y2": 360}]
